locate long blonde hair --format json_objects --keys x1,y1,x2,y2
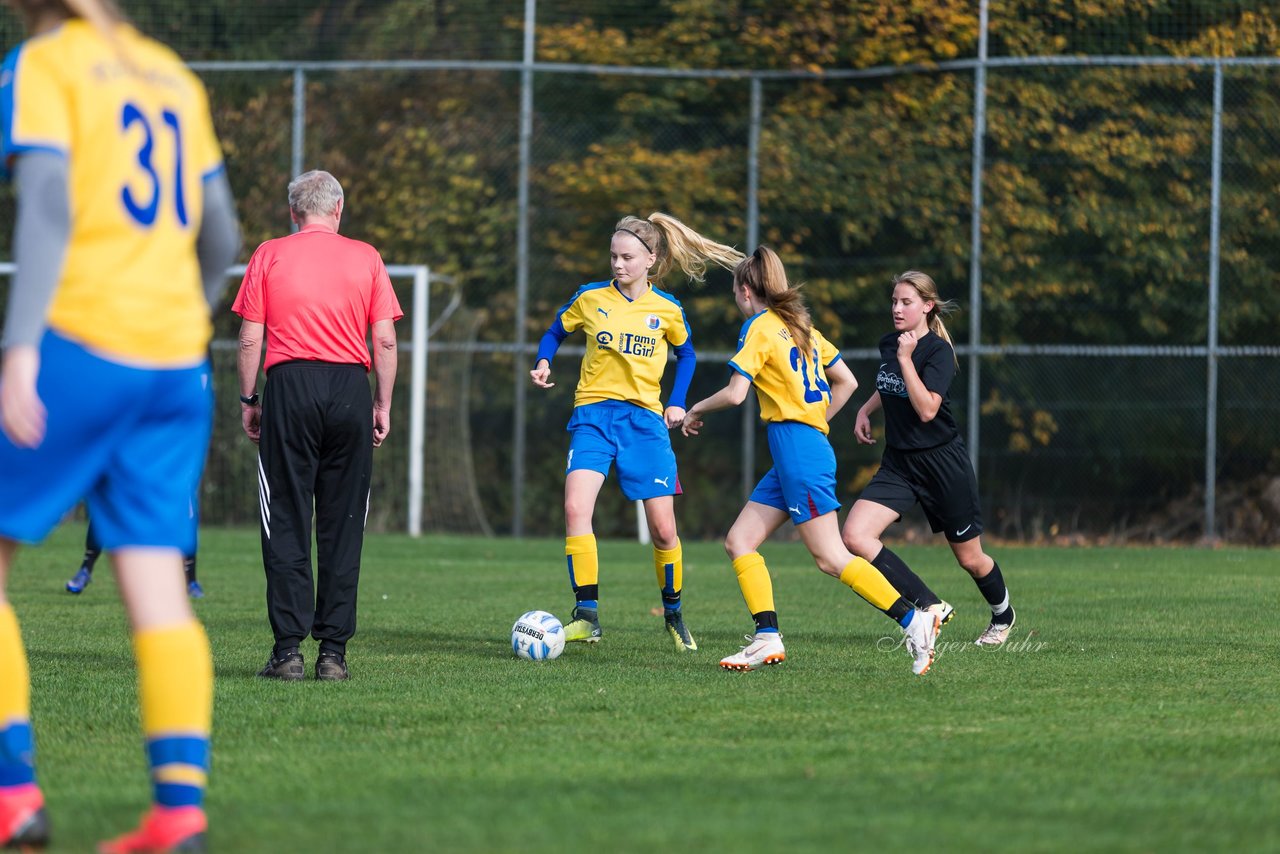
[
  {"x1": 893, "y1": 270, "x2": 959, "y2": 367},
  {"x1": 614, "y1": 212, "x2": 743, "y2": 283},
  {"x1": 735, "y1": 246, "x2": 813, "y2": 356}
]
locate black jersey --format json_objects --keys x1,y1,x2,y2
[{"x1": 874, "y1": 330, "x2": 960, "y2": 450}]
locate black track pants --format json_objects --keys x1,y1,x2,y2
[{"x1": 258, "y1": 361, "x2": 372, "y2": 656}]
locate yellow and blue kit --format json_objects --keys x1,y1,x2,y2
[
  {"x1": 537, "y1": 280, "x2": 694, "y2": 500},
  {"x1": 0, "y1": 20, "x2": 224, "y2": 817},
  {"x1": 0, "y1": 20, "x2": 224, "y2": 366},
  {"x1": 729, "y1": 309, "x2": 844, "y2": 524}
]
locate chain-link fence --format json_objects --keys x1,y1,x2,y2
[{"x1": 1, "y1": 2, "x2": 1277, "y2": 543}]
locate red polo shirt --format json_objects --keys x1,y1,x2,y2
[{"x1": 232, "y1": 223, "x2": 404, "y2": 371}]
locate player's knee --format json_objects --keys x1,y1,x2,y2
[
  {"x1": 649, "y1": 520, "x2": 678, "y2": 550},
  {"x1": 842, "y1": 531, "x2": 875, "y2": 559},
  {"x1": 563, "y1": 497, "x2": 594, "y2": 528},
  {"x1": 957, "y1": 552, "x2": 989, "y2": 576},
  {"x1": 724, "y1": 530, "x2": 754, "y2": 560}
]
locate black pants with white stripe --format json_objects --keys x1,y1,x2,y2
[{"x1": 258, "y1": 361, "x2": 372, "y2": 657}]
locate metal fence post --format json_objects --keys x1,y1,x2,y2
[
  {"x1": 1205, "y1": 62, "x2": 1224, "y2": 542},
  {"x1": 966, "y1": 0, "x2": 990, "y2": 474},
  {"x1": 742, "y1": 76, "x2": 763, "y2": 501},
  {"x1": 290, "y1": 67, "x2": 306, "y2": 233},
  {"x1": 511, "y1": 0, "x2": 536, "y2": 537}
]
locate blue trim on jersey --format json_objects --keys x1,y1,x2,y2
[
  {"x1": 735, "y1": 310, "x2": 768, "y2": 350},
  {"x1": 825, "y1": 354, "x2": 842, "y2": 369},
  {"x1": 728, "y1": 362, "x2": 754, "y2": 382},
  {"x1": 0, "y1": 41, "x2": 73, "y2": 181},
  {"x1": 200, "y1": 162, "x2": 226, "y2": 181},
  {"x1": 552, "y1": 281, "x2": 612, "y2": 325},
  {"x1": 668, "y1": 339, "x2": 696, "y2": 409},
  {"x1": 535, "y1": 320, "x2": 568, "y2": 366},
  {"x1": 652, "y1": 286, "x2": 696, "y2": 409}
]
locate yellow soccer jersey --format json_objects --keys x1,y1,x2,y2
[
  {"x1": 553, "y1": 281, "x2": 692, "y2": 414},
  {"x1": 1, "y1": 21, "x2": 225, "y2": 365},
  {"x1": 729, "y1": 309, "x2": 841, "y2": 434}
]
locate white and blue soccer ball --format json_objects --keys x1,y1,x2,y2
[{"x1": 511, "y1": 610, "x2": 565, "y2": 661}]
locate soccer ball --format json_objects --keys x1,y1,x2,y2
[{"x1": 511, "y1": 610, "x2": 565, "y2": 661}]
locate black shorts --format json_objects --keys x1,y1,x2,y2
[{"x1": 858, "y1": 439, "x2": 983, "y2": 542}]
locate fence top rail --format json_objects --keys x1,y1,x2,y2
[{"x1": 189, "y1": 54, "x2": 1280, "y2": 79}]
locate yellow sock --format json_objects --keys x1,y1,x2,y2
[
  {"x1": 731, "y1": 552, "x2": 775, "y2": 616},
  {"x1": 0, "y1": 604, "x2": 35, "y2": 788},
  {"x1": 838, "y1": 557, "x2": 901, "y2": 611},
  {"x1": 565, "y1": 534, "x2": 599, "y2": 595},
  {"x1": 134, "y1": 621, "x2": 212, "y2": 808},
  {"x1": 654, "y1": 540, "x2": 682, "y2": 609}
]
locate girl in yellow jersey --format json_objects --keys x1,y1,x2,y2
[
  {"x1": 0, "y1": 0, "x2": 240, "y2": 850},
  {"x1": 531, "y1": 213, "x2": 742, "y2": 652},
  {"x1": 681, "y1": 247, "x2": 939, "y2": 675}
]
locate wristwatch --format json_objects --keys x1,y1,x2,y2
[{"x1": 239, "y1": 392, "x2": 260, "y2": 406}]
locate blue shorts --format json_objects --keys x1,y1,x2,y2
[
  {"x1": 566, "y1": 400, "x2": 680, "y2": 501},
  {"x1": 0, "y1": 331, "x2": 212, "y2": 553},
  {"x1": 749, "y1": 421, "x2": 840, "y2": 525}
]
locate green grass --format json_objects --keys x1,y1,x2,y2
[{"x1": 11, "y1": 527, "x2": 1280, "y2": 852}]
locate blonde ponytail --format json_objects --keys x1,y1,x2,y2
[
  {"x1": 614, "y1": 212, "x2": 743, "y2": 284},
  {"x1": 735, "y1": 246, "x2": 813, "y2": 356}
]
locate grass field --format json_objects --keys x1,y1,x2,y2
[{"x1": 10, "y1": 526, "x2": 1279, "y2": 852}]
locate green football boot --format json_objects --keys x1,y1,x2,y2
[{"x1": 563, "y1": 605, "x2": 602, "y2": 643}]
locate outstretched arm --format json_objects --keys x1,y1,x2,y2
[{"x1": 680, "y1": 371, "x2": 752, "y2": 437}]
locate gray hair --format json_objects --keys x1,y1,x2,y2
[{"x1": 288, "y1": 170, "x2": 344, "y2": 219}]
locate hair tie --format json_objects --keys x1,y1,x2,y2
[{"x1": 616, "y1": 228, "x2": 652, "y2": 253}]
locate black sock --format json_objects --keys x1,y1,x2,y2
[
  {"x1": 575, "y1": 584, "x2": 599, "y2": 605},
  {"x1": 871, "y1": 547, "x2": 940, "y2": 608},
  {"x1": 183, "y1": 555, "x2": 197, "y2": 584},
  {"x1": 885, "y1": 596, "x2": 913, "y2": 624},
  {"x1": 974, "y1": 562, "x2": 1012, "y2": 623},
  {"x1": 81, "y1": 545, "x2": 101, "y2": 574},
  {"x1": 752, "y1": 611, "x2": 779, "y2": 633}
]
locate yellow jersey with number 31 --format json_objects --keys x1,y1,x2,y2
[
  {"x1": 0, "y1": 21, "x2": 225, "y2": 365},
  {"x1": 728, "y1": 309, "x2": 841, "y2": 435}
]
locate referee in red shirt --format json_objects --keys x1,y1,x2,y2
[{"x1": 233, "y1": 170, "x2": 403, "y2": 682}]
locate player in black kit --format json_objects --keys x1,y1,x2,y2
[{"x1": 841, "y1": 271, "x2": 1016, "y2": 646}]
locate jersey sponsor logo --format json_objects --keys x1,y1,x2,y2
[
  {"x1": 595, "y1": 331, "x2": 613, "y2": 348},
  {"x1": 645, "y1": 314, "x2": 661, "y2": 330},
  {"x1": 876, "y1": 364, "x2": 908, "y2": 397},
  {"x1": 618, "y1": 333, "x2": 657, "y2": 358},
  {"x1": 597, "y1": 307, "x2": 611, "y2": 318}
]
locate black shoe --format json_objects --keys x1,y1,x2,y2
[
  {"x1": 258, "y1": 650, "x2": 304, "y2": 681},
  {"x1": 315, "y1": 651, "x2": 349, "y2": 681}
]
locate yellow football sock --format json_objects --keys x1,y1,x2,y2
[
  {"x1": 565, "y1": 534, "x2": 599, "y2": 590},
  {"x1": 838, "y1": 557, "x2": 901, "y2": 611},
  {"x1": 731, "y1": 552, "x2": 775, "y2": 615},
  {"x1": 654, "y1": 540, "x2": 682, "y2": 605},
  {"x1": 0, "y1": 605, "x2": 29, "y2": 726},
  {"x1": 134, "y1": 621, "x2": 212, "y2": 808},
  {"x1": 0, "y1": 604, "x2": 36, "y2": 788}
]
